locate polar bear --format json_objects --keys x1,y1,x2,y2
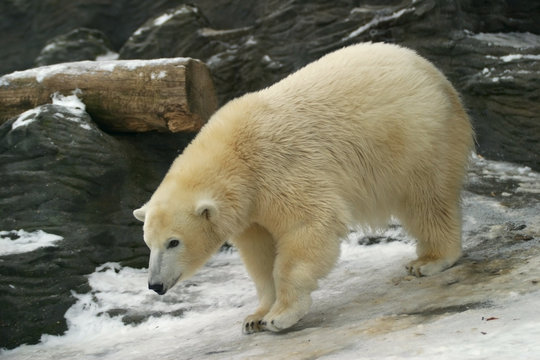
[{"x1": 134, "y1": 42, "x2": 473, "y2": 334}]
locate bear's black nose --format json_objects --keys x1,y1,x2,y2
[{"x1": 148, "y1": 283, "x2": 165, "y2": 295}]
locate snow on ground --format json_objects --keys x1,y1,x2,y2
[
  {"x1": 0, "y1": 230, "x2": 63, "y2": 256},
  {"x1": 1, "y1": 157, "x2": 539, "y2": 360}
]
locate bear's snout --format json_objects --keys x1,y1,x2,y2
[{"x1": 148, "y1": 282, "x2": 166, "y2": 295}]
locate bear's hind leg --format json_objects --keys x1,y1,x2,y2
[
  {"x1": 400, "y1": 196, "x2": 462, "y2": 277},
  {"x1": 232, "y1": 224, "x2": 277, "y2": 334},
  {"x1": 262, "y1": 224, "x2": 341, "y2": 332}
]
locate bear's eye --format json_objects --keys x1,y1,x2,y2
[{"x1": 167, "y1": 239, "x2": 180, "y2": 249}]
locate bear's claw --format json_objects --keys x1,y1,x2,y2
[
  {"x1": 242, "y1": 317, "x2": 266, "y2": 334},
  {"x1": 260, "y1": 318, "x2": 286, "y2": 332},
  {"x1": 406, "y1": 256, "x2": 458, "y2": 277}
]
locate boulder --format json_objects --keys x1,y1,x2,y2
[
  {"x1": 0, "y1": 102, "x2": 127, "y2": 347},
  {"x1": 452, "y1": 33, "x2": 540, "y2": 167},
  {"x1": 119, "y1": 5, "x2": 215, "y2": 61},
  {"x1": 35, "y1": 28, "x2": 117, "y2": 67},
  {"x1": 0, "y1": 102, "x2": 125, "y2": 230},
  {"x1": 0, "y1": 0, "x2": 187, "y2": 75},
  {"x1": 0, "y1": 100, "x2": 195, "y2": 348}
]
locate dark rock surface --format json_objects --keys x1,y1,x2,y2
[
  {"x1": 119, "y1": 5, "x2": 212, "y2": 61},
  {"x1": 119, "y1": 0, "x2": 540, "y2": 170},
  {"x1": 35, "y1": 28, "x2": 116, "y2": 67},
  {"x1": 0, "y1": 0, "x2": 267, "y2": 77},
  {"x1": 0, "y1": 104, "x2": 126, "y2": 232},
  {"x1": 0, "y1": 104, "x2": 194, "y2": 349},
  {"x1": 0, "y1": 0, "x2": 186, "y2": 75},
  {"x1": 454, "y1": 33, "x2": 540, "y2": 167},
  {"x1": 1, "y1": 0, "x2": 539, "y2": 169}
]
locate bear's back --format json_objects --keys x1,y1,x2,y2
[
  {"x1": 261, "y1": 43, "x2": 456, "y2": 129},
  {"x1": 245, "y1": 43, "x2": 469, "y2": 171},
  {"x1": 233, "y1": 43, "x2": 472, "y2": 226},
  {"x1": 190, "y1": 43, "x2": 473, "y2": 229}
]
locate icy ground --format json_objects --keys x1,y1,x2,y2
[
  {"x1": 1, "y1": 156, "x2": 539, "y2": 360},
  {"x1": 0, "y1": 230, "x2": 62, "y2": 256}
]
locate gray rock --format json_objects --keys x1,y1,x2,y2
[
  {"x1": 118, "y1": 0, "x2": 540, "y2": 169},
  {"x1": 455, "y1": 33, "x2": 540, "y2": 168},
  {"x1": 35, "y1": 28, "x2": 117, "y2": 66},
  {"x1": 2, "y1": 0, "x2": 539, "y2": 168},
  {"x1": 119, "y1": 5, "x2": 214, "y2": 60},
  {"x1": 0, "y1": 102, "x2": 194, "y2": 349},
  {"x1": 0, "y1": 0, "x2": 186, "y2": 75},
  {"x1": 0, "y1": 103, "x2": 124, "y2": 347},
  {"x1": 0, "y1": 104, "x2": 125, "y2": 230}
]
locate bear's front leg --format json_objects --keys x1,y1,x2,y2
[
  {"x1": 231, "y1": 224, "x2": 277, "y2": 334},
  {"x1": 261, "y1": 225, "x2": 341, "y2": 332}
]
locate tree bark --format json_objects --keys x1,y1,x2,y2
[{"x1": 0, "y1": 58, "x2": 218, "y2": 132}]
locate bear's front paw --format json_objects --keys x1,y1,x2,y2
[
  {"x1": 242, "y1": 314, "x2": 266, "y2": 334},
  {"x1": 260, "y1": 312, "x2": 300, "y2": 333},
  {"x1": 260, "y1": 296, "x2": 312, "y2": 332}
]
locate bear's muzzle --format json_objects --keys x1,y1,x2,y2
[{"x1": 148, "y1": 282, "x2": 166, "y2": 295}]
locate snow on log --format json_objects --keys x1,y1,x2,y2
[{"x1": 0, "y1": 58, "x2": 218, "y2": 132}]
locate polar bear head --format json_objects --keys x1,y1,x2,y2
[
  {"x1": 133, "y1": 112, "x2": 255, "y2": 295},
  {"x1": 133, "y1": 195, "x2": 225, "y2": 295}
]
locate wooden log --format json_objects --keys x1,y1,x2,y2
[{"x1": 0, "y1": 58, "x2": 218, "y2": 132}]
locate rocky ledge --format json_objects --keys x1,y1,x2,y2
[{"x1": 1, "y1": 0, "x2": 538, "y2": 169}]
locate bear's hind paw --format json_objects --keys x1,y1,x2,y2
[{"x1": 406, "y1": 256, "x2": 457, "y2": 277}]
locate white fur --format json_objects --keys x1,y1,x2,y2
[{"x1": 134, "y1": 43, "x2": 474, "y2": 334}]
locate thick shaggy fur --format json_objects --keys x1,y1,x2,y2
[{"x1": 134, "y1": 43, "x2": 474, "y2": 334}]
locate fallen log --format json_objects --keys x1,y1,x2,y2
[{"x1": 0, "y1": 58, "x2": 218, "y2": 132}]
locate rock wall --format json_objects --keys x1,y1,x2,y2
[
  {"x1": 1, "y1": 0, "x2": 538, "y2": 169},
  {"x1": 0, "y1": 103, "x2": 195, "y2": 348}
]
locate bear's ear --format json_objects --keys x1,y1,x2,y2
[
  {"x1": 133, "y1": 205, "x2": 147, "y2": 222},
  {"x1": 195, "y1": 198, "x2": 218, "y2": 221}
]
